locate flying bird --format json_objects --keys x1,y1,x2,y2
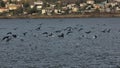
[
  {"x1": 85, "y1": 31, "x2": 91, "y2": 34},
  {"x1": 7, "y1": 32, "x2": 12, "y2": 35},
  {"x1": 58, "y1": 33, "x2": 64, "y2": 38}
]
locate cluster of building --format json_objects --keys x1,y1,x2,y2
[{"x1": 0, "y1": 0, "x2": 120, "y2": 16}]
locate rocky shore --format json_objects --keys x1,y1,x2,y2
[{"x1": 0, "y1": 14, "x2": 120, "y2": 19}]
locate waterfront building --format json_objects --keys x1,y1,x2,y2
[
  {"x1": 86, "y1": 0, "x2": 95, "y2": 4},
  {"x1": 0, "y1": 8, "x2": 9, "y2": 13}
]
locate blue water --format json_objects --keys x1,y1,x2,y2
[
  {"x1": 0, "y1": 18, "x2": 120, "y2": 68},
  {"x1": 0, "y1": 18, "x2": 120, "y2": 23}
]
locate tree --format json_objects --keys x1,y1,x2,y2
[
  {"x1": 27, "y1": 7, "x2": 38, "y2": 14},
  {"x1": 16, "y1": 7, "x2": 23, "y2": 14},
  {"x1": 23, "y1": 2, "x2": 30, "y2": 8},
  {"x1": 0, "y1": 1, "x2": 5, "y2": 7}
]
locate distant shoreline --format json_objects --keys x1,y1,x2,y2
[{"x1": 0, "y1": 14, "x2": 120, "y2": 19}]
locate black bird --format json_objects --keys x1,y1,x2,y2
[
  {"x1": 54, "y1": 30, "x2": 61, "y2": 33},
  {"x1": 101, "y1": 29, "x2": 106, "y2": 33},
  {"x1": 64, "y1": 27, "x2": 73, "y2": 31},
  {"x1": 118, "y1": 30, "x2": 120, "y2": 32},
  {"x1": 93, "y1": 35, "x2": 97, "y2": 39},
  {"x1": 20, "y1": 39, "x2": 24, "y2": 42},
  {"x1": 58, "y1": 33, "x2": 64, "y2": 38},
  {"x1": 66, "y1": 31, "x2": 72, "y2": 35},
  {"x1": 107, "y1": 29, "x2": 111, "y2": 33},
  {"x1": 12, "y1": 34, "x2": 17, "y2": 38},
  {"x1": 42, "y1": 32, "x2": 48, "y2": 34},
  {"x1": 74, "y1": 27, "x2": 78, "y2": 30},
  {"x1": 103, "y1": 24, "x2": 106, "y2": 26},
  {"x1": 33, "y1": 35, "x2": 37, "y2": 37},
  {"x1": 6, "y1": 38, "x2": 11, "y2": 42},
  {"x1": 13, "y1": 27, "x2": 18, "y2": 30},
  {"x1": 101, "y1": 29, "x2": 111, "y2": 33},
  {"x1": 27, "y1": 21, "x2": 30, "y2": 23},
  {"x1": 36, "y1": 27, "x2": 41, "y2": 30},
  {"x1": 2, "y1": 36, "x2": 9, "y2": 41},
  {"x1": 82, "y1": 35, "x2": 85, "y2": 37},
  {"x1": 78, "y1": 28, "x2": 83, "y2": 31},
  {"x1": 7, "y1": 32, "x2": 12, "y2": 35},
  {"x1": 2, "y1": 36, "x2": 11, "y2": 42},
  {"x1": 39, "y1": 23, "x2": 43, "y2": 26},
  {"x1": 35, "y1": 23, "x2": 43, "y2": 31},
  {"x1": 85, "y1": 31, "x2": 91, "y2": 34},
  {"x1": 48, "y1": 33, "x2": 53, "y2": 37},
  {"x1": 23, "y1": 32, "x2": 27, "y2": 36}
]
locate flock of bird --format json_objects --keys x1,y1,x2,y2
[{"x1": 0, "y1": 23, "x2": 113, "y2": 43}]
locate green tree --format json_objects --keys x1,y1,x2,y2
[
  {"x1": 0, "y1": 1, "x2": 5, "y2": 7},
  {"x1": 27, "y1": 7, "x2": 38, "y2": 14},
  {"x1": 8, "y1": 0, "x2": 12, "y2": 3},
  {"x1": 16, "y1": 7, "x2": 23, "y2": 14},
  {"x1": 23, "y1": 2, "x2": 30, "y2": 8}
]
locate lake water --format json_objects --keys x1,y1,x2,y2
[
  {"x1": 0, "y1": 18, "x2": 120, "y2": 23},
  {"x1": 0, "y1": 18, "x2": 120, "y2": 68}
]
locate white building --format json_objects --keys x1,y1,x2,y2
[
  {"x1": 0, "y1": 8, "x2": 9, "y2": 13},
  {"x1": 86, "y1": 0, "x2": 95, "y2": 4},
  {"x1": 34, "y1": 1, "x2": 43, "y2": 10},
  {"x1": 115, "y1": 0, "x2": 120, "y2": 2},
  {"x1": 34, "y1": 1, "x2": 43, "y2": 5},
  {"x1": 72, "y1": 7, "x2": 79, "y2": 12},
  {"x1": 42, "y1": 9, "x2": 46, "y2": 14},
  {"x1": 2, "y1": 0, "x2": 8, "y2": 2}
]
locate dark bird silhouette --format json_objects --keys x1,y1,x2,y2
[
  {"x1": 103, "y1": 24, "x2": 106, "y2": 26},
  {"x1": 93, "y1": 35, "x2": 97, "y2": 39},
  {"x1": 35, "y1": 23, "x2": 43, "y2": 31},
  {"x1": 2, "y1": 36, "x2": 11, "y2": 42},
  {"x1": 54, "y1": 30, "x2": 61, "y2": 33},
  {"x1": 64, "y1": 27, "x2": 73, "y2": 31},
  {"x1": 101, "y1": 29, "x2": 111, "y2": 33},
  {"x1": 23, "y1": 32, "x2": 27, "y2": 36},
  {"x1": 13, "y1": 27, "x2": 18, "y2": 30},
  {"x1": 101, "y1": 29, "x2": 108, "y2": 33},
  {"x1": 36, "y1": 27, "x2": 41, "y2": 30},
  {"x1": 78, "y1": 28, "x2": 83, "y2": 31},
  {"x1": 74, "y1": 27, "x2": 78, "y2": 30},
  {"x1": 2, "y1": 36, "x2": 9, "y2": 41},
  {"x1": 101, "y1": 29, "x2": 106, "y2": 33},
  {"x1": 58, "y1": 33, "x2": 64, "y2": 38},
  {"x1": 27, "y1": 21, "x2": 30, "y2": 23},
  {"x1": 118, "y1": 30, "x2": 120, "y2": 32},
  {"x1": 7, "y1": 32, "x2": 12, "y2": 35},
  {"x1": 48, "y1": 33, "x2": 53, "y2": 37},
  {"x1": 6, "y1": 38, "x2": 11, "y2": 42},
  {"x1": 85, "y1": 31, "x2": 91, "y2": 34},
  {"x1": 12, "y1": 34, "x2": 17, "y2": 38},
  {"x1": 39, "y1": 23, "x2": 43, "y2": 26},
  {"x1": 42, "y1": 32, "x2": 48, "y2": 34},
  {"x1": 107, "y1": 29, "x2": 111, "y2": 33},
  {"x1": 81, "y1": 35, "x2": 85, "y2": 37},
  {"x1": 66, "y1": 31, "x2": 72, "y2": 35},
  {"x1": 20, "y1": 39, "x2": 24, "y2": 42},
  {"x1": 33, "y1": 35, "x2": 37, "y2": 37}
]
